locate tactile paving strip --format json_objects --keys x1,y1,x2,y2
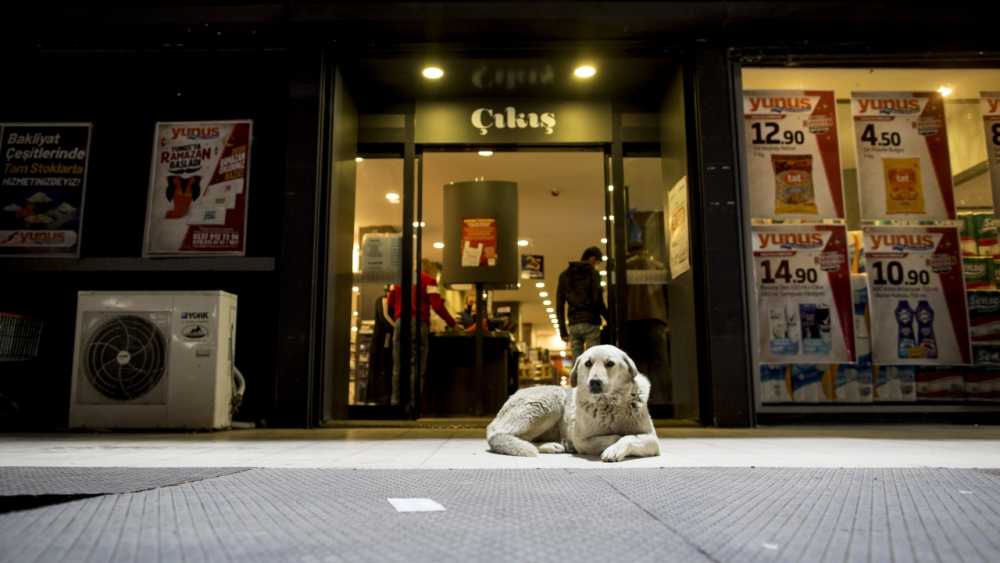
[
  {"x1": 1, "y1": 468, "x2": 999, "y2": 563},
  {"x1": 0, "y1": 467, "x2": 250, "y2": 496}
]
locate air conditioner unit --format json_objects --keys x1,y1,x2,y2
[{"x1": 69, "y1": 291, "x2": 237, "y2": 429}]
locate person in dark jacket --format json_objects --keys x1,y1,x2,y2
[{"x1": 556, "y1": 246, "x2": 609, "y2": 361}]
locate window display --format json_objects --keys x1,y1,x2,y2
[{"x1": 743, "y1": 68, "x2": 1000, "y2": 405}]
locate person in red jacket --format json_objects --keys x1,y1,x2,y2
[{"x1": 386, "y1": 260, "x2": 457, "y2": 406}]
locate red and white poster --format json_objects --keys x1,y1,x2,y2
[
  {"x1": 851, "y1": 91, "x2": 955, "y2": 221},
  {"x1": 743, "y1": 90, "x2": 845, "y2": 219},
  {"x1": 981, "y1": 91, "x2": 1000, "y2": 217},
  {"x1": 461, "y1": 216, "x2": 497, "y2": 267},
  {"x1": 752, "y1": 224, "x2": 855, "y2": 364},
  {"x1": 863, "y1": 226, "x2": 971, "y2": 366},
  {"x1": 144, "y1": 120, "x2": 252, "y2": 256}
]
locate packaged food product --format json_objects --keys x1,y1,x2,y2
[
  {"x1": 882, "y1": 157, "x2": 925, "y2": 215},
  {"x1": 772, "y1": 154, "x2": 818, "y2": 215}
]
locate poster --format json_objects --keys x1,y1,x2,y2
[
  {"x1": 982, "y1": 92, "x2": 1000, "y2": 217},
  {"x1": 144, "y1": 120, "x2": 252, "y2": 256},
  {"x1": 360, "y1": 232, "x2": 402, "y2": 284},
  {"x1": 521, "y1": 254, "x2": 543, "y2": 279},
  {"x1": 667, "y1": 176, "x2": 690, "y2": 278},
  {"x1": 752, "y1": 224, "x2": 855, "y2": 364},
  {"x1": 851, "y1": 91, "x2": 955, "y2": 221},
  {"x1": 863, "y1": 226, "x2": 971, "y2": 366},
  {"x1": 461, "y1": 216, "x2": 496, "y2": 267},
  {"x1": 0, "y1": 123, "x2": 91, "y2": 257},
  {"x1": 743, "y1": 90, "x2": 844, "y2": 219}
]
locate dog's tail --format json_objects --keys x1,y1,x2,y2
[{"x1": 487, "y1": 433, "x2": 539, "y2": 457}]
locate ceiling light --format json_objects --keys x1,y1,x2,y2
[
  {"x1": 351, "y1": 326, "x2": 358, "y2": 332},
  {"x1": 600, "y1": 281, "x2": 606, "y2": 287},
  {"x1": 574, "y1": 66, "x2": 596, "y2": 78},
  {"x1": 600, "y1": 271, "x2": 607, "y2": 276},
  {"x1": 603, "y1": 216, "x2": 607, "y2": 220},
  {"x1": 601, "y1": 238, "x2": 607, "y2": 244},
  {"x1": 549, "y1": 314, "x2": 557, "y2": 319},
  {"x1": 479, "y1": 150, "x2": 493, "y2": 156},
  {"x1": 421, "y1": 222, "x2": 425, "y2": 227},
  {"x1": 352, "y1": 286, "x2": 359, "y2": 292},
  {"x1": 433, "y1": 242, "x2": 444, "y2": 249},
  {"x1": 608, "y1": 185, "x2": 614, "y2": 192},
  {"x1": 609, "y1": 215, "x2": 614, "y2": 221},
  {"x1": 386, "y1": 193, "x2": 400, "y2": 201},
  {"x1": 353, "y1": 311, "x2": 358, "y2": 316},
  {"x1": 539, "y1": 292, "x2": 548, "y2": 297},
  {"x1": 543, "y1": 300, "x2": 551, "y2": 305},
  {"x1": 535, "y1": 282, "x2": 545, "y2": 288},
  {"x1": 518, "y1": 240, "x2": 529, "y2": 247},
  {"x1": 546, "y1": 307, "x2": 554, "y2": 312},
  {"x1": 937, "y1": 86, "x2": 952, "y2": 97},
  {"x1": 560, "y1": 351, "x2": 566, "y2": 357},
  {"x1": 356, "y1": 157, "x2": 364, "y2": 162},
  {"x1": 517, "y1": 283, "x2": 521, "y2": 288},
  {"x1": 423, "y1": 67, "x2": 444, "y2": 79}
]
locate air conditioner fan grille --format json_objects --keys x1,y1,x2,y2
[{"x1": 85, "y1": 315, "x2": 167, "y2": 401}]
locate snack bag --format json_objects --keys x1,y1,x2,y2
[
  {"x1": 883, "y1": 157, "x2": 925, "y2": 215},
  {"x1": 773, "y1": 154, "x2": 818, "y2": 215}
]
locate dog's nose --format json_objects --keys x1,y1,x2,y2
[{"x1": 589, "y1": 379, "x2": 602, "y2": 392}]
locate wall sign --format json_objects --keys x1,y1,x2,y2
[
  {"x1": 863, "y1": 226, "x2": 971, "y2": 366},
  {"x1": 851, "y1": 91, "x2": 955, "y2": 221},
  {"x1": 982, "y1": 91, "x2": 1000, "y2": 217},
  {"x1": 743, "y1": 90, "x2": 845, "y2": 219},
  {"x1": 416, "y1": 100, "x2": 611, "y2": 144},
  {"x1": 752, "y1": 224, "x2": 856, "y2": 364},
  {"x1": 668, "y1": 176, "x2": 691, "y2": 278},
  {"x1": 359, "y1": 232, "x2": 402, "y2": 284},
  {"x1": 520, "y1": 254, "x2": 543, "y2": 279},
  {"x1": 0, "y1": 123, "x2": 91, "y2": 257},
  {"x1": 461, "y1": 217, "x2": 497, "y2": 267},
  {"x1": 144, "y1": 120, "x2": 252, "y2": 256}
]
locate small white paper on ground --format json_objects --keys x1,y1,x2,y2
[{"x1": 387, "y1": 498, "x2": 446, "y2": 512}]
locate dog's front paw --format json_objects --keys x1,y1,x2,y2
[
  {"x1": 562, "y1": 439, "x2": 577, "y2": 454},
  {"x1": 601, "y1": 441, "x2": 630, "y2": 462},
  {"x1": 537, "y1": 442, "x2": 565, "y2": 454}
]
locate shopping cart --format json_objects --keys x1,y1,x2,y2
[{"x1": 0, "y1": 312, "x2": 44, "y2": 362}]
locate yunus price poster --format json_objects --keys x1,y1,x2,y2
[
  {"x1": 752, "y1": 224, "x2": 855, "y2": 364},
  {"x1": 982, "y1": 91, "x2": 1000, "y2": 216},
  {"x1": 743, "y1": 90, "x2": 845, "y2": 219},
  {"x1": 143, "y1": 120, "x2": 252, "y2": 256},
  {"x1": 851, "y1": 91, "x2": 955, "y2": 221},
  {"x1": 0, "y1": 123, "x2": 91, "y2": 257},
  {"x1": 863, "y1": 226, "x2": 971, "y2": 366}
]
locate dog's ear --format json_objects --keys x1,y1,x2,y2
[
  {"x1": 570, "y1": 356, "x2": 581, "y2": 388},
  {"x1": 622, "y1": 352, "x2": 638, "y2": 380}
]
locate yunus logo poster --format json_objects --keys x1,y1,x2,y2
[
  {"x1": 0, "y1": 123, "x2": 91, "y2": 257},
  {"x1": 851, "y1": 92, "x2": 955, "y2": 221},
  {"x1": 863, "y1": 226, "x2": 971, "y2": 365},
  {"x1": 743, "y1": 90, "x2": 845, "y2": 219},
  {"x1": 981, "y1": 92, "x2": 1000, "y2": 216},
  {"x1": 752, "y1": 224, "x2": 855, "y2": 364},
  {"x1": 143, "y1": 121, "x2": 252, "y2": 256}
]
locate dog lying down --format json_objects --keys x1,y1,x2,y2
[{"x1": 487, "y1": 345, "x2": 660, "y2": 462}]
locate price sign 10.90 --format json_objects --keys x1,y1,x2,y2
[
  {"x1": 870, "y1": 260, "x2": 932, "y2": 286},
  {"x1": 759, "y1": 259, "x2": 819, "y2": 284}
]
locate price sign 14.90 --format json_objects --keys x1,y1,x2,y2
[{"x1": 759, "y1": 259, "x2": 819, "y2": 284}]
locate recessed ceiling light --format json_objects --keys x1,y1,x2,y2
[
  {"x1": 351, "y1": 326, "x2": 358, "y2": 332},
  {"x1": 608, "y1": 185, "x2": 613, "y2": 192},
  {"x1": 543, "y1": 300, "x2": 551, "y2": 306},
  {"x1": 549, "y1": 314, "x2": 557, "y2": 319},
  {"x1": 600, "y1": 281, "x2": 606, "y2": 287},
  {"x1": 560, "y1": 351, "x2": 566, "y2": 357},
  {"x1": 352, "y1": 286, "x2": 359, "y2": 292},
  {"x1": 433, "y1": 242, "x2": 444, "y2": 249},
  {"x1": 517, "y1": 283, "x2": 521, "y2": 288},
  {"x1": 539, "y1": 292, "x2": 548, "y2": 297},
  {"x1": 937, "y1": 86, "x2": 953, "y2": 96},
  {"x1": 609, "y1": 215, "x2": 614, "y2": 221},
  {"x1": 386, "y1": 193, "x2": 400, "y2": 201},
  {"x1": 353, "y1": 311, "x2": 358, "y2": 316},
  {"x1": 518, "y1": 240, "x2": 529, "y2": 247},
  {"x1": 479, "y1": 150, "x2": 493, "y2": 156},
  {"x1": 601, "y1": 238, "x2": 608, "y2": 244},
  {"x1": 356, "y1": 157, "x2": 364, "y2": 162},
  {"x1": 600, "y1": 271, "x2": 607, "y2": 276},
  {"x1": 423, "y1": 67, "x2": 444, "y2": 79},
  {"x1": 535, "y1": 282, "x2": 545, "y2": 288},
  {"x1": 574, "y1": 66, "x2": 596, "y2": 78},
  {"x1": 546, "y1": 308, "x2": 554, "y2": 312}
]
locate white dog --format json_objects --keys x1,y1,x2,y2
[{"x1": 486, "y1": 345, "x2": 660, "y2": 462}]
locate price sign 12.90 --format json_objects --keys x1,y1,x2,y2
[
  {"x1": 863, "y1": 226, "x2": 971, "y2": 366},
  {"x1": 752, "y1": 224, "x2": 855, "y2": 364}
]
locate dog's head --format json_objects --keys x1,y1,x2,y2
[{"x1": 570, "y1": 345, "x2": 639, "y2": 397}]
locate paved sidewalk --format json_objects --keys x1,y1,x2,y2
[{"x1": 1, "y1": 425, "x2": 998, "y2": 469}]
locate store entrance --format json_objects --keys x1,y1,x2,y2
[{"x1": 329, "y1": 54, "x2": 696, "y2": 424}]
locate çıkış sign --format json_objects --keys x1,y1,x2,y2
[{"x1": 415, "y1": 100, "x2": 611, "y2": 144}]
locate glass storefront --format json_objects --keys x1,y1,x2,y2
[{"x1": 739, "y1": 66, "x2": 1000, "y2": 413}]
